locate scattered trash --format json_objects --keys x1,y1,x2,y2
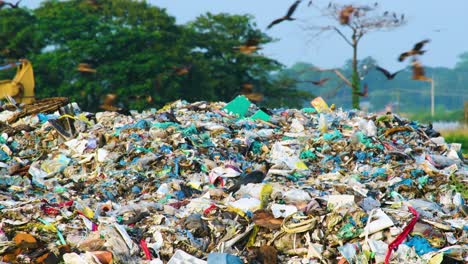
[{"x1": 0, "y1": 96, "x2": 467, "y2": 263}]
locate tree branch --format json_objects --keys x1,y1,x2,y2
[{"x1": 333, "y1": 26, "x2": 353, "y2": 47}]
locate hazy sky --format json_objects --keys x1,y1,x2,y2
[{"x1": 23, "y1": 0, "x2": 468, "y2": 71}]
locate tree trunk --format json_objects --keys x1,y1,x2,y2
[{"x1": 351, "y1": 42, "x2": 360, "y2": 109}]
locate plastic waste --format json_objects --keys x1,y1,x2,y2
[
  {"x1": 223, "y1": 95, "x2": 251, "y2": 118},
  {"x1": 310, "y1": 96, "x2": 331, "y2": 113},
  {"x1": 361, "y1": 209, "x2": 394, "y2": 236},
  {"x1": 0, "y1": 99, "x2": 466, "y2": 264},
  {"x1": 167, "y1": 250, "x2": 207, "y2": 264},
  {"x1": 228, "y1": 198, "x2": 261, "y2": 213},
  {"x1": 270, "y1": 204, "x2": 298, "y2": 218},
  {"x1": 207, "y1": 253, "x2": 243, "y2": 264},
  {"x1": 327, "y1": 195, "x2": 355, "y2": 210}
]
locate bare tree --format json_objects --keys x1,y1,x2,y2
[{"x1": 306, "y1": 2, "x2": 406, "y2": 109}]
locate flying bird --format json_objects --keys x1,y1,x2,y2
[
  {"x1": 308, "y1": 1, "x2": 313, "y2": 7},
  {"x1": 398, "y1": 39, "x2": 430, "y2": 62},
  {"x1": 173, "y1": 64, "x2": 192, "y2": 76},
  {"x1": 233, "y1": 38, "x2": 261, "y2": 54},
  {"x1": 339, "y1": 5, "x2": 355, "y2": 25},
  {"x1": 240, "y1": 83, "x2": 263, "y2": 102},
  {"x1": 244, "y1": 93, "x2": 264, "y2": 103},
  {"x1": 411, "y1": 59, "x2": 431, "y2": 81},
  {"x1": 3, "y1": 0, "x2": 21, "y2": 8},
  {"x1": 100, "y1": 93, "x2": 120, "y2": 112},
  {"x1": 353, "y1": 83, "x2": 368, "y2": 97},
  {"x1": 267, "y1": 0, "x2": 302, "y2": 29},
  {"x1": 77, "y1": 63, "x2": 96, "y2": 73},
  {"x1": 375, "y1": 66, "x2": 402, "y2": 80},
  {"x1": 301, "y1": 77, "x2": 330, "y2": 86}
]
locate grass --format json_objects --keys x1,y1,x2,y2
[
  {"x1": 440, "y1": 128, "x2": 468, "y2": 155},
  {"x1": 405, "y1": 109, "x2": 465, "y2": 123}
]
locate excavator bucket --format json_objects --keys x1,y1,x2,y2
[{"x1": 0, "y1": 59, "x2": 35, "y2": 105}]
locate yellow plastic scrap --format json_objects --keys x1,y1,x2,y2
[
  {"x1": 246, "y1": 225, "x2": 259, "y2": 248},
  {"x1": 260, "y1": 184, "x2": 273, "y2": 209},
  {"x1": 37, "y1": 218, "x2": 66, "y2": 245},
  {"x1": 295, "y1": 161, "x2": 308, "y2": 170},
  {"x1": 158, "y1": 103, "x2": 173, "y2": 113},
  {"x1": 188, "y1": 182, "x2": 202, "y2": 191},
  {"x1": 82, "y1": 206, "x2": 95, "y2": 219},
  {"x1": 226, "y1": 205, "x2": 247, "y2": 220},
  {"x1": 428, "y1": 253, "x2": 444, "y2": 264},
  {"x1": 383, "y1": 126, "x2": 412, "y2": 137},
  {"x1": 58, "y1": 114, "x2": 93, "y2": 126},
  {"x1": 318, "y1": 114, "x2": 328, "y2": 133},
  {"x1": 310, "y1": 96, "x2": 331, "y2": 113}
]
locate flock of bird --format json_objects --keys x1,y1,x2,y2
[
  {"x1": 377, "y1": 39, "x2": 432, "y2": 82},
  {"x1": 260, "y1": 0, "x2": 433, "y2": 99}
]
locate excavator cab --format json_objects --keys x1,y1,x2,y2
[{"x1": 0, "y1": 59, "x2": 35, "y2": 105}]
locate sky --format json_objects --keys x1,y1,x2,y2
[{"x1": 22, "y1": 0, "x2": 468, "y2": 72}]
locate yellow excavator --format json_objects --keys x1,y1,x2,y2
[
  {"x1": 0, "y1": 59, "x2": 70, "y2": 125},
  {"x1": 0, "y1": 59, "x2": 35, "y2": 105}
]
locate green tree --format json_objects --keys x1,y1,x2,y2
[
  {"x1": 33, "y1": 0, "x2": 189, "y2": 111},
  {"x1": 0, "y1": 7, "x2": 43, "y2": 62},
  {"x1": 455, "y1": 52, "x2": 468, "y2": 70}
]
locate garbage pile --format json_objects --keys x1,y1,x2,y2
[{"x1": 0, "y1": 96, "x2": 467, "y2": 264}]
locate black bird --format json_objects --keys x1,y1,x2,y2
[
  {"x1": 267, "y1": 0, "x2": 302, "y2": 29},
  {"x1": 398, "y1": 39, "x2": 430, "y2": 62},
  {"x1": 5, "y1": 0, "x2": 21, "y2": 8},
  {"x1": 353, "y1": 83, "x2": 368, "y2": 97},
  {"x1": 227, "y1": 170, "x2": 267, "y2": 194},
  {"x1": 425, "y1": 123, "x2": 441, "y2": 138},
  {"x1": 299, "y1": 78, "x2": 330, "y2": 86},
  {"x1": 375, "y1": 66, "x2": 402, "y2": 80},
  {"x1": 308, "y1": 77, "x2": 330, "y2": 86}
]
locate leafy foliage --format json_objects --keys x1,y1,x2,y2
[
  {"x1": 0, "y1": 8, "x2": 43, "y2": 61},
  {"x1": 1, "y1": 0, "x2": 310, "y2": 111}
]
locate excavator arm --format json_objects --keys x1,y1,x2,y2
[{"x1": 0, "y1": 59, "x2": 35, "y2": 105}]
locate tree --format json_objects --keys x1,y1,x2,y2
[
  {"x1": 455, "y1": 52, "x2": 468, "y2": 70},
  {"x1": 0, "y1": 7, "x2": 43, "y2": 62},
  {"x1": 306, "y1": 2, "x2": 405, "y2": 109},
  {"x1": 33, "y1": 0, "x2": 189, "y2": 111}
]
